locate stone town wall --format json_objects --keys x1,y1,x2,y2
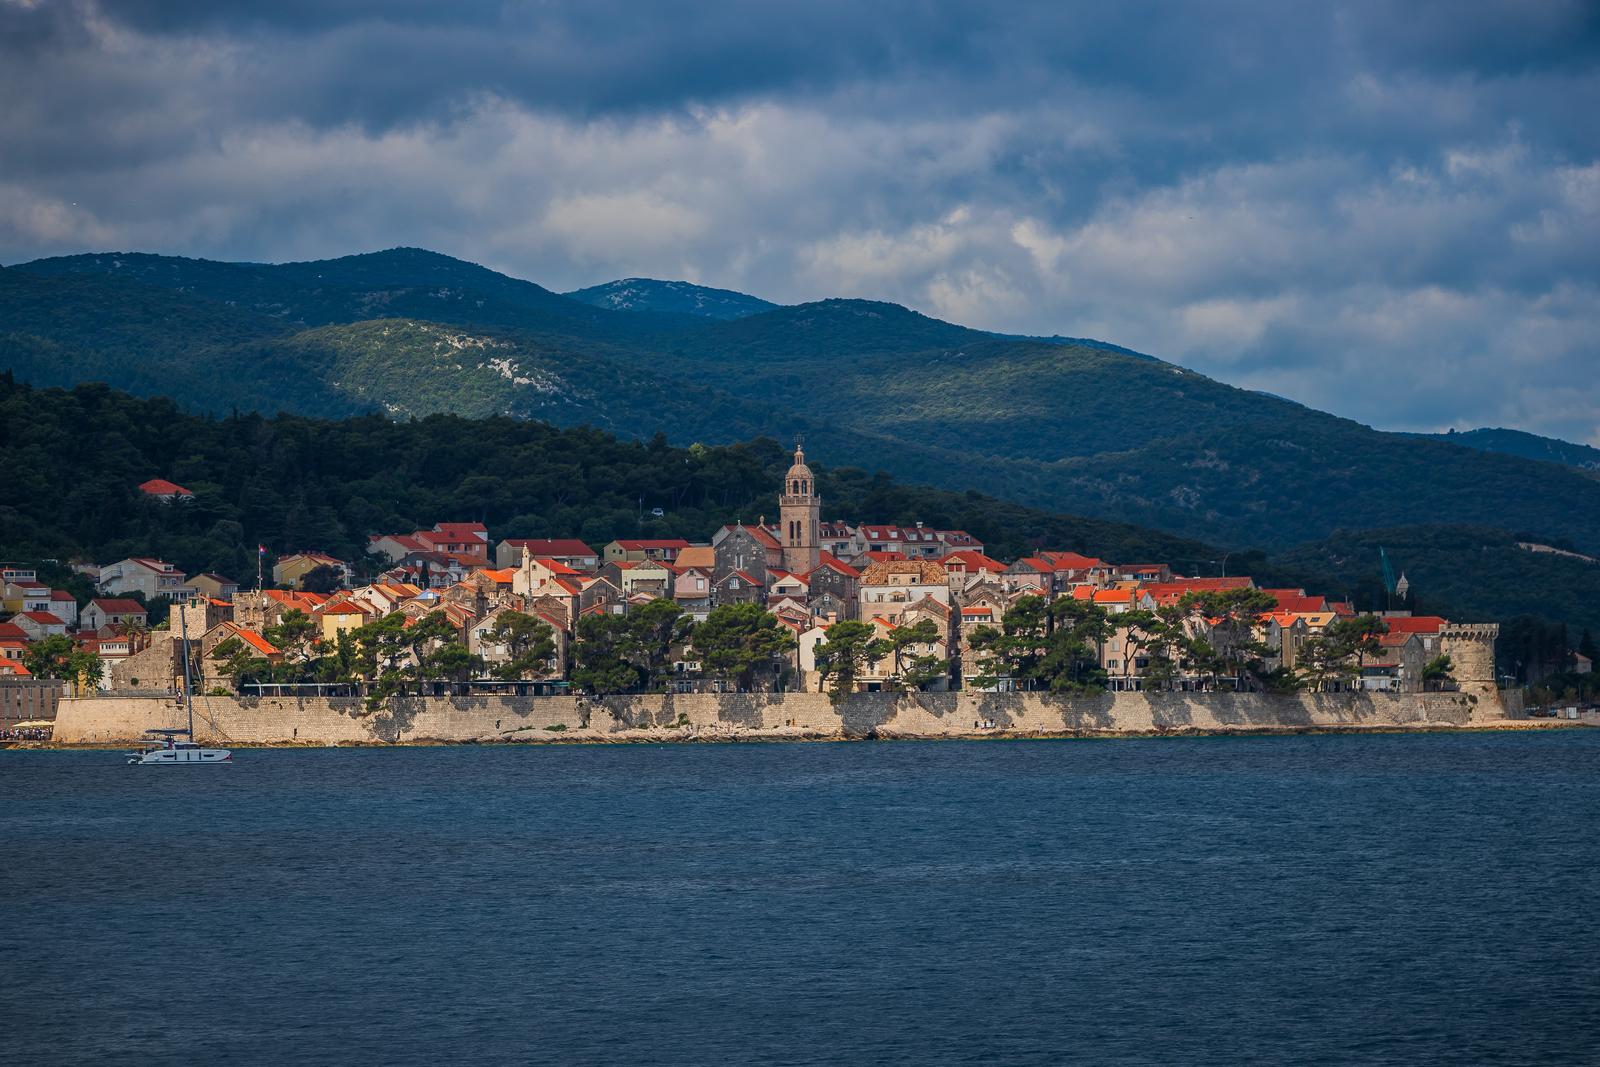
[{"x1": 52, "y1": 687, "x2": 1495, "y2": 745}]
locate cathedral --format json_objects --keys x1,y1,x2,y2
[{"x1": 778, "y1": 439, "x2": 820, "y2": 575}]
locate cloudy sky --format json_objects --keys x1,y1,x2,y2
[{"x1": 4, "y1": 1, "x2": 1597, "y2": 442}]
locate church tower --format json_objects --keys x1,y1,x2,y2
[{"x1": 780, "y1": 438, "x2": 821, "y2": 575}]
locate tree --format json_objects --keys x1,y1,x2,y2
[
  {"x1": 1179, "y1": 588, "x2": 1277, "y2": 689},
  {"x1": 486, "y1": 610, "x2": 558, "y2": 681},
  {"x1": 968, "y1": 595, "x2": 1112, "y2": 693},
  {"x1": 1118, "y1": 604, "x2": 1190, "y2": 690},
  {"x1": 1297, "y1": 614, "x2": 1388, "y2": 691},
  {"x1": 814, "y1": 620, "x2": 890, "y2": 705},
  {"x1": 1422, "y1": 653, "x2": 1456, "y2": 690},
  {"x1": 569, "y1": 600, "x2": 694, "y2": 694},
  {"x1": 570, "y1": 612, "x2": 641, "y2": 695},
  {"x1": 21, "y1": 634, "x2": 104, "y2": 693},
  {"x1": 625, "y1": 599, "x2": 694, "y2": 690},
  {"x1": 692, "y1": 602, "x2": 795, "y2": 691},
  {"x1": 263, "y1": 608, "x2": 317, "y2": 666},
  {"x1": 884, "y1": 617, "x2": 948, "y2": 691},
  {"x1": 300, "y1": 564, "x2": 343, "y2": 595},
  {"x1": 209, "y1": 635, "x2": 273, "y2": 692}
]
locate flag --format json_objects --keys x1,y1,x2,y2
[{"x1": 258, "y1": 544, "x2": 267, "y2": 555}]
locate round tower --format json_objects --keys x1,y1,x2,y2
[{"x1": 780, "y1": 438, "x2": 821, "y2": 575}]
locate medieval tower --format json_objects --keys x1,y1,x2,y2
[{"x1": 780, "y1": 438, "x2": 821, "y2": 575}]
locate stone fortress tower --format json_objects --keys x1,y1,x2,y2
[
  {"x1": 779, "y1": 438, "x2": 821, "y2": 575},
  {"x1": 1440, "y1": 622, "x2": 1501, "y2": 711}
]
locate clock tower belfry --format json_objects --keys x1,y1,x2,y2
[{"x1": 779, "y1": 437, "x2": 821, "y2": 575}]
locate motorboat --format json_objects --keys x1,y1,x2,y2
[{"x1": 127, "y1": 728, "x2": 232, "y2": 765}]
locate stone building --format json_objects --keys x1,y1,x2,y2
[{"x1": 779, "y1": 440, "x2": 821, "y2": 576}]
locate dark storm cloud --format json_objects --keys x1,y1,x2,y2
[{"x1": 2, "y1": 0, "x2": 1597, "y2": 442}]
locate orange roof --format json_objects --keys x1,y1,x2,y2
[
  {"x1": 809, "y1": 551, "x2": 861, "y2": 579},
  {"x1": 89, "y1": 598, "x2": 146, "y2": 614},
  {"x1": 1040, "y1": 551, "x2": 1106, "y2": 572},
  {"x1": 1093, "y1": 589, "x2": 1133, "y2": 604},
  {"x1": 0, "y1": 660, "x2": 31, "y2": 676},
  {"x1": 223, "y1": 624, "x2": 280, "y2": 657},
  {"x1": 941, "y1": 550, "x2": 1006, "y2": 572},
  {"x1": 138, "y1": 478, "x2": 193, "y2": 496},
  {"x1": 504, "y1": 538, "x2": 596, "y2": 557},
  {"x1": 478, "y1": 567, "x2": 516, "y2": 584},
  {"x1": 320, "y1": 602, "x2": 371, "y2": 616}
]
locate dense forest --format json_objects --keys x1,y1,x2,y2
[{"x1": 0, "y1": 375, "x2": 1222, "y2": 583}]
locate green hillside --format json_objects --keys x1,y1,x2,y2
[
  {"x1": 0, "y1": 375, "x2": 1220, "y2": 585},
  {"x1": 9, "y1": 249, "x2": 1600, "y2": 561}
]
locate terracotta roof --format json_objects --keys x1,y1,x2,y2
[
  {"x1": 532, "y1": 557, "x2": 583, "y2": 576},
  {"x1": 20, "y1": 611, "x2": 64, "y2": 625},
  {"x1": 50, "y1": 589, "x2": 76, "y2": 601},
  {"x1": 138, "y1": 478, "x2": 193, "y2": 496},
  {"x1": 430, "y1": 522, "x2": 489, "y2": 539},
  {"x1": 860, "y1": 559, "x2": 947, "y2": 585},
  {"x1": 675, "y1": 545, "x2": 715, "y2": 570},
  {"x1": 861, "y1": 551, "x2": 907, "y2": 563},
  {"x1": 0, "y1": 660, "x2": 31, "y2": 676},
  {"x1": 614, "y1": 539, "x2": 689, "y2": 550},
  {"x1": 320, "y1": 602, "x2": 371, "y2": 616},
  {"x1": 1093, "y1": 589, "x2": 1134, "y2": 603},
  {"x1": 0, "y1": 623, "x2": 28, "y2": 640},
  {"x1": 503, "y1": 538, "x2": 595, "y2": 557},
  {"x1": 809, "y1": 551, "x2": 861, "y2": 578},
  {"x1": 89, "y1": 598, "x2": 147, "y2": 614},
  {"x1": 223, "y1": 624, "x2": 280, "y2": 657},
  {"x1": 1039, "y1": 551, "x2": 1107, "y2": 572},
  {"x1": 940, "y1": 550, "x2": 1006, "y2": 573},
  {"x1": 478, "y1": 567, "x2": 516, "y2": 584},
  {"x1": 1142, "y1": 577, "x2": 1253, "y2": 600}
]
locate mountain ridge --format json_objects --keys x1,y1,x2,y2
[{"x1": 7, "y1": 247, "x2": 1600, "y2": 566}]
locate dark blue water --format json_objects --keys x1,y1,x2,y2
[{"x1": 4, "y1": 733, "x2": 1598, "y2": 1065}]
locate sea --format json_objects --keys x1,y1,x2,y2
[{"x1": 4, "y1": 732, "x2": 1598, "y2": 1066}]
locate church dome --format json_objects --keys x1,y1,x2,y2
[{"x1": 783, "y1": 441, "x2": 815, "y2": 499}]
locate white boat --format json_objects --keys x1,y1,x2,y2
[
  {"x1": 127, "y1": 728, "x2": 232, "y2": 765},
  {"x1": 127, "y1": 606, "x2": 233, "y2": 766}
]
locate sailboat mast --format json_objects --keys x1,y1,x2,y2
[{"x1": 178, "y1": 601, "x2": 195, "y2": 737}]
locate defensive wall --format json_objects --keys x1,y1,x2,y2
[{"x1": 51, "y1": 687, "x2": 1501, "y2": 745}]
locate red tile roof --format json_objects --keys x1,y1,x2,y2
[
  {"x1": 1039, "y1": 551, "x2": 1107, "y2": 572},
  {"x1": 940, "y1": 550, "x2": 1006, "y2": 573},
  {"x1": 614, "y1": 539, "x2": 689, "y2": 550},
  {"x1": 138, "y1": 478, "x2": 193, "y2": 496},
  {"x1": 89, "y1": 598, "x2": 147, "y2": 615},
  {"x1": 21, "y1": 611, "x2": 65, "y2": 625},
  {"x1": 504, "y1": 538, "x2": 596, "y2": 557}
]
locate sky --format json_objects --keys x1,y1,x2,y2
[{"x1": 3, "y1": 0, "x2": 1598, "y2": 443}]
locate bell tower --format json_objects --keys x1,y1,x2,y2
[{"x1": 780, "y1": 437, "x2": 821, "y2": 574}]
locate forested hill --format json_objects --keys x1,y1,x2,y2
[
  {"x1": 1410, "y1": 427, "x2": 1600, "y2": 473},
  {"x1": 5, "y1": 376, "x2": 1599, "y2": 640},
  {"x1": 8, "y1": 248, "x2": 1600, "y2": 559},
  {"x1": 0, "y1": 375, "x2": 1220, "y2": 584}
]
